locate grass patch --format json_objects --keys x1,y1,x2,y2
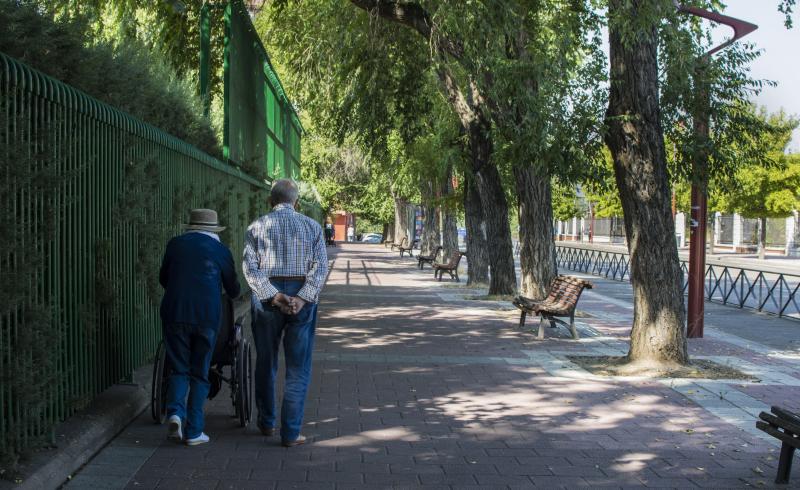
[{"x1": 567, "y1": 355, "x2": 759, "y2": 381}]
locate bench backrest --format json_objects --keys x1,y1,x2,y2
[
  {"x1": 545, "y1": 275, "x2": 593, "y2": 312},
  {"x1": 397, "y1": 236, "x2": 408, "y2": 247},
  {"x1": 447, "y1": 251, "x2": 464, "y2": 268}
]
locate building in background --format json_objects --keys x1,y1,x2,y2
[
  {"x1": 552, "y1": 211, "x2": 799, "y2": 257},
  {"x1": 331, "y1": 211, "x2": 356, "y2": 243}
]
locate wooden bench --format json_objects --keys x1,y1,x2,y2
[
  {"x1": 512, "y1": 275, "x2": 593, "y2": 340},
  {"x1": 390, "y1": 236, "x2": 407, "y2": 252},
  {"x1": 757, "y1": 406, "x2": 800, "y2": 484},
  {"x1": 433, "y1": 251, "x2": 465, "y2": 282},
  {"x1": 417, "y1": 245, "x2": 442, "y2": 269},
  {"x1": 399, "y1": 239, "x2": 418, "y2": 257}
]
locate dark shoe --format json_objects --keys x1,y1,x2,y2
[
  {"x1": 257, "y1": 422, "x2": 276, "y2": 437},
  {"x1": 281, "y1": 435, "x2": 307, "y2": 447}
]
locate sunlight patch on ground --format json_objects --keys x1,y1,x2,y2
[
  {"x1": 430, "y1": 390, "x2": 573, "y2": 421},
  {"x1": 315, "y1": 427, "x2": 421, "y2": 447}
]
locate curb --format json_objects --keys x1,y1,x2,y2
[{"x1": 1, "y1": 364, "x2": 151, "y2": 490}]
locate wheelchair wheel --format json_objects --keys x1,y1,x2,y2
[
  {"x1": 150, "y1": 341, "x2": 169, "y2": 424},
  {"x1": 234, "y1": 339, "x2": 253, "y2": 427},
  {"x1": 243, "y1": 340, "x2": 253, "y2": 426}
]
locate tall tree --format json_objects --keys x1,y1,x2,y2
[
  {"x1": 605, "y1": 0, "x2": 688, "y2": 367},
  {"x1": 472, "y1": 1, "x2": 605, "y2": 299},
  {"x1": 441, "y1": 165, "x2": 460, "y2": 259},
  {"x1": 258, "y1": 1, "x2": 432, "y2": 244},
  {"x1": 717, "y1": 111, "x2": 800, "y2": 259},
  {"x1": 348, "y1": 0, "x2": 517, "y2": 295}
]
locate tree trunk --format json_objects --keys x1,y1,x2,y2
[
  {"x1": 346, "y1": 0, "x2": 515, "y2": 293},
  {"x1": 382, "y1": 222, "x2": 391, "y2": 244},
  {"x1": 394, "y1": 197, "x2": 409, "y2": 243},
  {"x1": 463, "y1": 176, "x2": 489, "y2": 286},
  {"x1": 759, "y1": 217, "x2": 767, "y2": 260},
  {"x1": 468, "y1": 117, "x2": 517, "y2": 296},
  {"x1": 605, "y1": 0, "x2": 688, "y2": 367},
  {"x1": 441, "y1": 166, "x2": 459, "y2": 259},
  {"x1": 794, "y1": 212, "x2": 800, "y2": 255},
  {"x1": 514, "y1": 165, "x2": 556, "y2": 300},
  {"x1": 419, "y1": 182, "x2": 440, "y2": 255}
]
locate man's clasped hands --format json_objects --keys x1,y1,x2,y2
[{"x1": 268, "y1": 293, "x2": 306, "y2": 315}]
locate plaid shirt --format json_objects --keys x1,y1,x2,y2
[{"x1": 243, "y1": 203, "x2": 328, "y2": 303}]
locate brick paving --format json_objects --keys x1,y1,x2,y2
[{"x1": 67, "y1": 244, "x2": 799, "y2": 489}]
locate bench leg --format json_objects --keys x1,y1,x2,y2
[
  {"x1": 777, "y1": 441, "x2": 795, "y2": 484},
  {"x1": 519, "y1": 311, "x2": 527, "y2": 329},
  {"x1": 569, "y1": 313, "x2": 580, "y2": 340},
  {"x1": 537, "y1": 316, "x2": 546, "y2": 340}
]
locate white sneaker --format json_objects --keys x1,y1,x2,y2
[
  {"x1": 167, "y1": 415, "x2": 182, "y2": 442},
  {"x1": 185, "y1": 432, "x2": 210, "y2": 446}
]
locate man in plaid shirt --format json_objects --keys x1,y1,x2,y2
[{"x1": 243, "y1": 179, "x2": 328, "y2": 447}]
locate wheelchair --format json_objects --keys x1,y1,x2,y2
[{"x1": 151, "y1": 297, "x2": 253, "y2": 428}]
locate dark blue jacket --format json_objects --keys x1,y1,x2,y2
[{"x1": 159, "y1": 232, "x2": 241, "y2": 329}]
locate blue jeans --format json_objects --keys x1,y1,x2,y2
[
  {"x1": 251, "y1": 279, "x2": 317, "y2": 442},
  {"x1": 163, "y1": 323, "x2": 218, "y2": 440}
]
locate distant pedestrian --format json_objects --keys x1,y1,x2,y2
[
  {"x1": 243, "y1": 179, "x2": 328, "y2": 447},
  {"x1": 159, "y1": 209, "x2": 241, "y2": 446},
  {"x1": 347, "y1": 225, "x2": 354, "y2": 242}
]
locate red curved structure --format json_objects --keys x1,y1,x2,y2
[{"x1": 676, "y1": 2, "x2": 758, "y2": 338}]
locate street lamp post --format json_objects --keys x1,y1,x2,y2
[{"x1": 676, "y1": 3, "x2": 757, "y2": 339}]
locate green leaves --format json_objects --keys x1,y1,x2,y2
[
  {"x1": 256, "y1": 0, "x2": 432, "y2": 159},
  {"x1": 725, "y1": 154, "x2": 800, "y2": 219},
  {"x1": 778, "y1": 0, "x2": 796, "y2": 28},
  {"x1": 0, "y1": 1, "x2": 220, "y2": 156}
]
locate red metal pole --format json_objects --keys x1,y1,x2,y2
[
  {"x1": 687, "y1": 184, "x2": 708, "y2": 338},
  {"x1": 677, "y1": 3, "x2": 757, "y2": 339}
]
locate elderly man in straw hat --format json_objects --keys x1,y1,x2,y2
[
  {"x1": 159, "y1": 208, "x2": 241, "y2": 445},
  {"x1": 243, "y1": 179, "x2": 328, "y2": 447}
]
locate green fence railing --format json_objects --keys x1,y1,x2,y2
[
  {"x1": 0, "y1": 51, "x2": 271, "y2": 456},
  {"x1": 201, "y1": 0, "x2": 304, "y2": 182}
]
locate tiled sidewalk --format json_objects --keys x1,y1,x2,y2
[{"x1": 67, "y1": 244, "x2": 798, "y2": 489}]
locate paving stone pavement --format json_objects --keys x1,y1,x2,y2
[{"x1": 66, "y1": 244, "x2": 800, "y2": 489}]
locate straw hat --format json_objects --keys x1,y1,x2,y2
[{"x1": 184, "y1": 209, "x2": 225, "y2": 233}]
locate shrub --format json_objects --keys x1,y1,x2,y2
[{"x1": 0, "y1": 0, "x2": 221, "y2": 157}]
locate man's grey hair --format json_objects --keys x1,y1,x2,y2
[{"x1": 271, "y1": 178, "x2": 299, "y2": 205}]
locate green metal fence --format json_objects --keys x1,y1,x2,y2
[
  {"x1": 0, "y1": 51, "x2": 270, "y2": 455},
  {"x1": 202, "y1": 0, "x2": 303, "y2": 182}
]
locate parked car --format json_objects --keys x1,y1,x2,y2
[{"x1": 361, "y1": 233, "x2": 383, "y2": 243}]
